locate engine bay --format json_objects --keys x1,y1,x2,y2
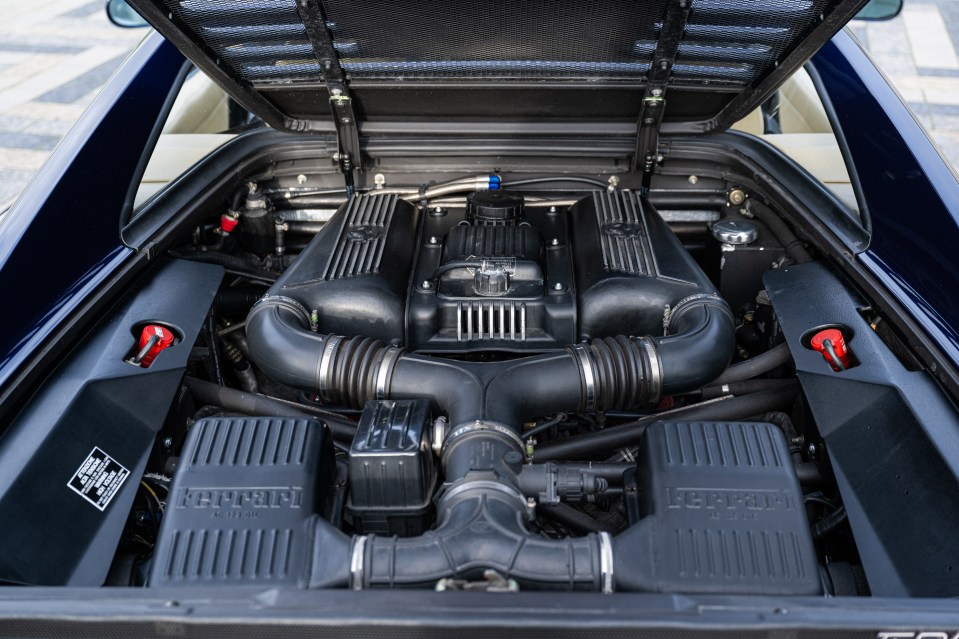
[
  {"x1": 129, "y1": 171, "x2": 862, "y2": 595},
  {"x1": 5, "y1": 157, "x2": 951, "y2": 598}
]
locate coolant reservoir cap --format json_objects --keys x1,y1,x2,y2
[{"x1": 712, "y1": 219, "x2": 758, "y2": 245}]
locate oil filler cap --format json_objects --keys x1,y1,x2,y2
[
  {"x1": 132, "y1": 324, "x2": 176, "y2": 368},
  {"x1": 711, "y1": 219, "x2": 758, "y2": 245}
]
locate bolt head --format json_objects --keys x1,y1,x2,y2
[
  {"x1": 296, "y1": 174, "x2": 307, "y2": 185},
  {"x1": 553, "y1": 282, "x2": 564, "y2": 291},
  {"x1": 163, "y1": 437, "x2": 173, "y2": 449},
  {"x1": 548, "y1": 206, "x2": 557, "y2": 213},
  {"x1": 422, "y1": 280, "x2": 432, "y2": 290},
  {"x1": 550, "y1": 238, "x2": 560, "y2": 246},
  {"x1": 429, "y1": 236, "x2": 439, "y2": 245},
  {"x1": 688, "y1": 175, "x2": 699, "y2": 185}
]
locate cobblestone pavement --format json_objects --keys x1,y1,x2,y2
[
  {"x1": 0, "y1": 1, "x2": 959, "y2": 203},
  {"x1": 849, "y1": 1, "x2": 959, "y2": 170}
]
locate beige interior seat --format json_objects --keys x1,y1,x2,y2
[
  {"x1": 135, "y1": 134, "x2": 235, "y2": 208},
  {"x1": 729, "y1": 68, "x2": 857, "y2": 211},
  {"x1": 161, "y1": 71, "x2": 229, "y2": 135},
  {"x1": 778, "y1": 68, "x2": 832, "y2": 134}
]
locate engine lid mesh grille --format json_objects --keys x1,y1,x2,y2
[{"x1": 130, "y1": 0, "x2": 868, "y2": 130}]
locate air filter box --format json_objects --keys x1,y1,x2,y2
[
  {"x1": 150, "y1": 416, "x2": 334, "y2": 587},
  {"x1": 617, "y1": 421, "x2": 820, "y2": 595}
]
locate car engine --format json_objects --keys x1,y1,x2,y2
[{"x1": 136, "y1": 180, "x2": 830, "y2": 595}]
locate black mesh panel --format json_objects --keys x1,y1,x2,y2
[
  {"x1": 152, "y1": 0, "x2": 851, "y2": 90},
  {"x1": 321, "y1": 0, "x2": 667, "y2": 80},
  {"x1": 675, "y1": 0, "x2": 835, "y2": 85},
  {"x1": 164, "y1": 0, "x2": 323, "y2": 83}
]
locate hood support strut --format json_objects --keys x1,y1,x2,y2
[
  {"x1": 296, "y1": 0, "x2": 361, "y2": 196},
  {"x1": 634, "y1": 0, "x2": 691, "y2": 192}
]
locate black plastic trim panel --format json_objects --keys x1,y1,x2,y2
[{"x1": 765, "y1": 261, "x2": 959, "y2": 597}]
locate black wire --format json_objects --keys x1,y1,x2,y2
[
  {"x1": 804, "y1": 494, "x2": 838, "y2": 509},
  {"x1": 524, "y1": 413, "x2": 567, "y2": 440},
  {"x1": 429, "y1": 259, "x2": 480, "y2": 282},
  {"x1": 207, "y1": 315, "x2": 226, "y2": 386},
  {"x1": 138, "y1": 485, "x2": 160, "y2": 542}
]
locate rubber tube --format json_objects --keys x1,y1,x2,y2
[
  {"x1": 538, "y1": 502, "x2": 618, "y2": 535},
  {"x1": 246, "y1": 293, "x2": 735, "y2": 428},
  {"x1": 711, "y1": 342, "x2": 792, "y2": 385},
  {"x1": 182, "y1": 376, "x2": 358, "y2": 441},
  {"x1": 533, "y1": 385, "x2": 800, "y2": 460},
  {"x1": 654, "y1": 298, "x2": 736, "y2": 394},
  {"x1": 245, "y1": 297, "x2": 398, "y2": 408},
  {"x1": 745, "y1": 200, "x2": 812, "y2": 264},
  {"x1": 172, "y1": 249, "x2": 279, "y2": 282},
  {"x1": 696, "y1": 377, "x2": 798, "y2": 400}
]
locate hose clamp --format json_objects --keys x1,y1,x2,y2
[
  {"x1": 317, "y1": 334, "x2": 344, "y2": 401},
  {"x1": 665, "y1": 293, "x2": 729, "y2": 334},
  {"x1": 442, "y1": 420, "x2": 526, "y2": 458},
  {"x1": 598, "y1": 531, "x2": 614, "y2": 594},
  {"x1": 570, "y1": 343, "x2": 596, "y2": 412},
  {"x1": 350, "y1": 535, "x2": 368, "y2": 590},
  {"x1": 637, "y1": 336, "x2": 662, "y2": 405},
  {"x1": 249, "y1": 294, "x2": 312, "y2": 325},
  {"x1": 374, "y1": 346, "x2": 404, "y2": 400}
]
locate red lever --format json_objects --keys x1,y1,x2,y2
[
  {"x1": 134, "y1": 324, "x2": 176, "y2": 368},
  {"x1": 810, "y1": 328, "x2": 851, "y2": 371}
]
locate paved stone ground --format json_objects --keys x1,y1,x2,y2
[
  {"x1": 0, "y1": 0, "x2": 143, "y2": 203},
  {"x1": 0, "y1": 1, "x2": 958, "y2": 204},
  {"x1": 848, "y1": 0, "x2": 959, "y2": 169}
]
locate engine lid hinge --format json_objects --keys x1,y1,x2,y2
[
  {"x1": 634, "y1": 0, "x2": 691, "y2": 194},
  {"x1": 297, "y1": 0, "x2": 361, "y2": 196}
]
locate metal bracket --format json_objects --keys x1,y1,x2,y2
[
  {"x1": 296, "y1": 0, "x2": 360, "y2": 194},
  {"x1": 634, "y1": 0, "x2": 691, "y2": 192}
]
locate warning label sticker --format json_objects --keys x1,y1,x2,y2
[{"x1": 67, "y1": 447, "x2": 130, "y2": 511}]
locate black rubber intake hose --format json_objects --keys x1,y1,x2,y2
[
  {"x1": 350, "y1": 479, "x2": 611, "y2": 591},
  {"x1": 246, "y1": 292, "x2": 735, "y2": 426},
  {"x1": 245, "y1": 296, "x2": 403, "y2": 409},
  {"x1": 654, "y1": 294, "x2": 736, "y2": 394}
]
